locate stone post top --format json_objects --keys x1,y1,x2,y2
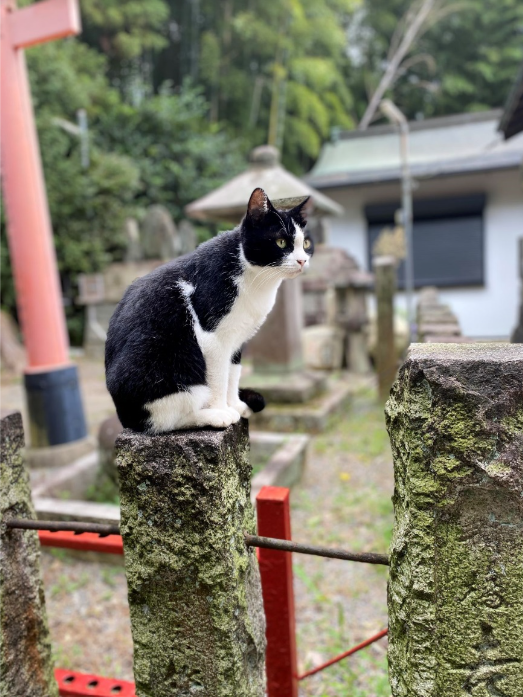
[
  {"x1": 115, "y1": 420, "x2": 248, "y2": 452},
  {"x1": 0, "y1": 410, "x2": 24, "y2": 442},
  {"x1": 406, "y1": 342, "x2": 523, "y2": 364}
]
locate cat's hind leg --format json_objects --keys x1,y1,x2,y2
[{"x1": 145, "y1": 386, "x2": 237, "y2": 432}]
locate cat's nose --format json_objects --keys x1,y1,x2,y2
[{"x1": 296, "y1": 260, "x2": 306, "y2": 268}]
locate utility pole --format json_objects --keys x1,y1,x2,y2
[{"x1": 380, "y1": 99, "x2": 415, "y2": 343}]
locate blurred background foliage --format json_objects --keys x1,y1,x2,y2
[{"x1": 1, "y1": 0, "x2": 522, "y2": 342}]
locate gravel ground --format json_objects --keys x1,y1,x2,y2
[
  {"x1": 41, "y1": 552, "x2": 134, "y2": 680},
  {"x1": 4, "y1": 360, "x2": 393, "y2": 695}
]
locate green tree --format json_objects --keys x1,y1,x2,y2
[
  {"x1": 95, "y1": 81, "x2": 245, "y2": 225},
  {"x1": 347, "y1": 0, "x2": 523, "y2": 123},
  {"x1": 79, "y1": 0, "x2": 170, "y2": 88},
  {"x1": 1, "y1": 34, "x2": 246, "y2": 343},
  {"x1": 154, "y1": 0, "x2": 360, "y2": 172},
  {"x1": 0, "y1": 39, "x2": 139, "y2": 343}
]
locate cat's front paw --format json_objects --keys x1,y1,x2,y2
[
  {"x1": 224, "y1": 406, "x2": 242, "y2": 423},
  {"x1": 229, "y1": 400, "x2": 252, "y2": 419},
  {"x1": 195, "y1": 408, "x2": 237, "y2": 429}
]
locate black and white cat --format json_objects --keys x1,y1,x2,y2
[{"x1": 105, "y1": 188, "x2": 314, "y2": 433}]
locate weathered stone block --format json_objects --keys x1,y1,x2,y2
[
  {"x1": 0, "y1": 412, "x2": 58, "y2": 697},
  {"x1": 116, "y1": 420, "x2": 266, "y2": 697},
  {"x1": 303, "y1": 324, "x2": 344, "y2": 370},
  {"x1": 386, "y1": 344, "x2": 523, "y2": 697}
]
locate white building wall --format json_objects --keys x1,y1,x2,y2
[{"x1": 321, "y1": 170, "x2": 523, "y2": 339}]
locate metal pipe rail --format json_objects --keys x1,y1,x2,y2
[
  {"x1": 245, "y1": 533, "x2": 389, "y2": 566},
  {"x1": 5, "y1": 518, "x2": 389, "y2": 565},
  {"x1": 4, "y1": 518, "x2": 119, "y2": 537}
]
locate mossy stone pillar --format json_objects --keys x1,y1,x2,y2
[
  {"x1": 374, "y1": 255, "x2": 397, "y2": 402},
  {"x1": 386, "y1": 344, "x2": 523, "y2": 697},
  {"x1": 116, "y1": 420, "x2": 266, "y2": 697},
  {"x1": 0, "y1": 412, "x2": 58, "y2": 697}
]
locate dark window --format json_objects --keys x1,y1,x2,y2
[{"x1": 365, "y1": 194, "x2": 485, "y2": 288}]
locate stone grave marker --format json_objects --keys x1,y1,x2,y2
[
  {"x1": 123, "y1": 217, "x2": 143, "y2": 262},
  {"x1": 141, "y1": 204, "x2": 178, "y2": 260},
  {"x1": 302, "y1": 245, "x2": 373, "y2": 373},
  {"x1": 178, "y1": 219, "x2": 198, "y2": 256}
]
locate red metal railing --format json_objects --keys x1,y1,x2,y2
[
  {"x1": 39, "y1": 530, "x2": 124, "y2": 555},
  {"x1": 32, "y1": 486, "x2": 386, "y2": 696},
  {"x1": 256, "y1": 487, "x2": 387, "y2": 695},
  {"x1": 55, "y1": 669, "x2": 135, "y2": 697}
]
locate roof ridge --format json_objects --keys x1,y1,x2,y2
[{"x1": 335, "y1": 109, "x2": 503, "y2": 141}]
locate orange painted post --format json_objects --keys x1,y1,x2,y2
[{"x1": 0, "y1": 0, "x2": 87, "y2": 446}]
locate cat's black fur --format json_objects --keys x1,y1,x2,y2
[{"x1": 105, "y1": 189, "x2": 313, "y2": 432}]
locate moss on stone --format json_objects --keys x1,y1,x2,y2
[
  {"x1": 385, "y1": 344, "x2": 523, "y2": 697},
  {"x1": 116, "y1": 419, "x2": 265, "y2": 697},
  {"x1": 0, "y1": 412, "x2": 58, "y2": 697}
]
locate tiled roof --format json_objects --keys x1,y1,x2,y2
[{"x1": 306, "y1": 110, "x2": 523, "y2": 189}]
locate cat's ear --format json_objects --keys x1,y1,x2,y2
[
  {"x1": 247, "y1": 188, "x2": 275, "y2": 220},
  {"x1": 289, "y1": 196, "x2": 311, "y2": 226}
]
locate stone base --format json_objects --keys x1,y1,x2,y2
[
  {"x1": 30, "y1": 450, "x2": 100, "y2": 499},
  {"x1": 25, "y1": 435, "x2": 96, "y2": 469},
  {"x1": 249, "y1": 374, "x2": 358, "y2": 433},
  {"x1": 303, "y1": 325, "x2": 344, "y2": 371},
  {"x1": 250, "y1": 431, "x2": 310, "y2": 501},
  {"x1": 241, "y1": 370, "x2": 326, "y2": 404}
]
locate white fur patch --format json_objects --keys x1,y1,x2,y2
[
  {"x1": 290, "y1": 221, "x2": 310, "y2": 270},
  {"x1": 145, "y1": 385, "x2": 211, "y2": 432}
]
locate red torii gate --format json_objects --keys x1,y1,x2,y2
[{"x1": 1, "y1": 0, "x2": 87, "y2": 447}]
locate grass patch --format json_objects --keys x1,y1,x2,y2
[
  {"x1": 293, "y1": 386, "x2": 393, "y2": 695},
  {"x1": 49, "y1": 572, "x2": 90, "y2": 598}
]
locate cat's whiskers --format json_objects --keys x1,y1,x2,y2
[{"x1": 248, "y1": 264, "x2": 284, "y2": 293}]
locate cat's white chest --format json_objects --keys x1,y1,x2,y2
[
  {"x1": 215, "y1": 269, "x2": 281, "y2": 349},
  {"x1": 179, "y1": 264, "x2": 282, "y2": 358}
]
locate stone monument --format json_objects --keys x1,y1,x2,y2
[
  {"x1": 78, "y1": 206, "x2": 190, "y2": 357},
  {"x1": 416, "y1": 286, "x2": 470, "y2": 343},
  {"x1": 373, "y1": 255, "x2": 398, "y2": 403},
  {"x1": 123, "y1": 217, "x2": 143, "y2": 263},
  {"x1": 141, "y1": 204, "x2": 179, "y2": 260},
  {"x1": 302, "y1": 245, "x2": 373, "y2": 373}
]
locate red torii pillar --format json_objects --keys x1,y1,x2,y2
[{"x1": 1, "y1": 0, "x2": 87, "y2": 447}]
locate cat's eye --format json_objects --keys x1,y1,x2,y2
[
  {"x1": 276, "y1": 238, "x2": 287, "y2": 249},
  {"x1": 304, "y1": 239, "x2": 312, "y2": 249}
]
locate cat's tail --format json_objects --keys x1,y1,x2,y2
[{"x1": 239, "y1": 388, "x2": 265, "y2": 413}]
